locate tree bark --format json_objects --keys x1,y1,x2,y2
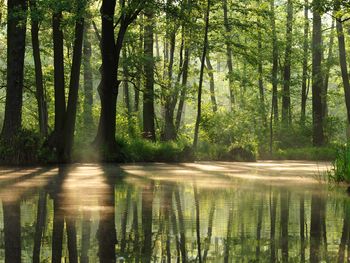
[
  {"x1": 30, "y1": 0, "x2": 48, "y2": 137},
  {"x1": 83, "y1": 20, "x2": 94, "y2": 129},
  {"x1": 62, "y1": 9, "x2": 85, "y2": 161},
  {"x1": 282, "y1": 0, "x2": 293, "y2": 125},
  {"x1": 206, "y1": 55, "x2": 218, "y2": 113},
  {"x1": 1, "y1": 0, "x2": 27, "y2": 141},
  {"x1": 3, "y1": 201, "x2": 21, "y2": 263},
  {"x1": 222, "y1": 0, "x2": 235, "y2": 109},
  {"x1": 193, "y1": 0, "x2": 210, "y2": 149},
  {"x1": 312, "y1": 3, "x2": 324, "y2": 146},
  {"x1": 301, "y1": 0, "x2": 309, "y2": 124},
  {"x1": 336, "y1": 16, "x2": 350, "y2": 127},
  {"x1": 143, "y1": 8, "x2": 156, "y2": 141},
  {"x1": 52, "y1": 10, "x2": 66, "y2": 138}
]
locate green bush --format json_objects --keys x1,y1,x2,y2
[
  {"x1": 271, "y1": 146, "x2": 337, "y2": 161},
  {"x1": 328, "y1": 144, "x2": 350, "y2": 183},
  {"x1": 0, "y1": 129, "x2": 42, "y2": 165}
]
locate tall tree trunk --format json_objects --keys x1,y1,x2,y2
[
  {"x1": 175, "y1": 186, "x2": 187, "y2": 262},
  {"x1": 336, "y1": 15, "x2": 350, "y2": 128},
  {"x1": 301, "y1": 0, "x2": 309, "y2": 124},
  {"x1": 203, "y1": 201, "x2": 215, "y2": 262},
  {"x1": 322, "y1": 19, "x2": 334, "y2": 120},
  {"x1": 222, "y1": 0, "x2": 235, "y2": 109},
  {"x1": 257, "y1": 16, "x2": 266, "y2": 128},
  {"x1": 30, "y1": 0, "x2": 48, "y2": 137},
  {"x1": 194, "y1": 185, "x2": 202, "y2": 263},
  {"x1": 175, "y1": 47, "x2": 190, "y2": 133},
  {"x1": 270, "y1": 0, "x2": 278, "y2": 122},
  {"x1": 312, "y1": 2, "x2": 324, "y2": 146},
  {"x1": 81, "y1": 211, "x2": 91, "y2": 263},
  {"x1": 163, "y1": 15, "x2": 177, "y2": 141},
  {"x1": 1, "y1": 0, "x2": 27, "y2": 141},
  {"x1": 193, "y1": 0, "x2": 210, "y2": 149},
  {"x1": 282, "y1": 0, "x2": 293, "y2": 125},
  {"x1": 62, "y1": 8, "x2": 85, "y2": 161},
  {"x1": 206, "y1": 55, "x2": 218, "y2": 113},
  {"x1": 122, "y1": 47, "x2": 132, "y2": 132},
  {"x1": 52, "y1": 10, "x2": 66, "y2": 139},
  {"x1": 66, "y1": 218, "x2": 78, "y2": 263},
  {"x1": 143, "y1": 8, "x2": 156, "y2": 141},
  {"x1": 83, "y1": 20, "x2": 94, "y2": 130},
  {"x1": 270, "y1": 191, "x2": 277, "y2": 263}
]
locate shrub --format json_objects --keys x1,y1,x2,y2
[
  {"x1": 0, "y1": 129, "x2": 42, "y2": 165},
  {"x1": 328, "y1": 144, "x2": 350, "y2": 183}
]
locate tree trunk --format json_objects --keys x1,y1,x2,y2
[
  {"x1": 222, "y1": 0, "x2": 235, "y2": 109},
  {"x1": 66, "y1": 218, "x2": 78, "y2": 263},
  {"x1": 323, "y1": 19, "x2": 334, "y2": 120},
  {"x1": 30, "y1": 0, "x2": 48, "y2": 137},
  {"x1": 1, "y1": 0, "x2": 27, "y2": 141},
  {"x1": 143, "y1": 8, "x2": 156, "y2": 141},
  {"x1": 175, "y1": 47, "x2": 190, "y2": 133},
  {"x1": 206, "y1": 55, "x2": 218, "y2": 113},
  {"x1": 301, "y1": 0, "x2": 309, "y2": 124},
  {"x1": 52, "y1": 10, "x2": 66, "y2": 139},
  {"x1": 142, "y1": 183, "x2": 154, "y2": 263},
  {"x1": 300, "y1": 194, "x2": 305, "y2": 263},
  {"x1": 257, "y1": 15, "x2": 266, "y2": 128},
  {"x1": 270, "y1": 0, "x2": 278, "y2": 123},
  {"x1": 280, "y1": 190, "x2": 289, "y2": 263},
  {"x1": 336, "y1": 17, "x2": 350, "y2": 127},
  {"x1": 312, "y1": 3, "x2": 324, "y2": 146},
  {"x1": 194, "y1": 185, "x2": 202, "y2": 263},
  {"x1": 83, "y1": 21, "x2": 94, "y2": 130},
  {"x1": 193, "y1": 0, "x2": 210, "y2": 149},
  {"x1": 282, "y1": 0, "x2": 293, "y2": 125},
  {"x1": 62, "y1": 10, "x2": 85, "y2": 162},
  {"x1": 81, "y1": 211, "x2": 91, "y2": 263}
]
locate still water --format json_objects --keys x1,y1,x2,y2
[{"x1": 0, "y1": 161, "x2": 348, "y2": 262}]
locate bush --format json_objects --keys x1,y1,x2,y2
[
  {"x1": 271, "y1": 146, "x2": 337, "y2": 161},
  {"x1": 0, "y1": 129, "x2": 42, "y2": 165},
  {"x1": 328, "y1": 144, "x2": 350, "y2": 183}
]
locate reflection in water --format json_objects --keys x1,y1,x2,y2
[{"x1": 1, "y1": 162, "x2": 350, "y2": 262}]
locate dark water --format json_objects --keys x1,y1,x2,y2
[{"x1": 0, "y1": 161, "x2": 348, "y2": 262}]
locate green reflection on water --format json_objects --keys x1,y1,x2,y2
[{"x1": 0, "y1": 162, "x2": 348, "y2": 263}]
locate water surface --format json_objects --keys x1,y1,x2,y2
[{"x1": 1, "y1": 161, "x2": 348, "y2": 262}]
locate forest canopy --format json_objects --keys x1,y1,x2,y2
[{"x1": 0, "y1": 0, "x2": 349, "y2": 164}]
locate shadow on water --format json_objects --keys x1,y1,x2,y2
[{"x1": 1, "y1": 162, "x2": 350, "y2": 262}]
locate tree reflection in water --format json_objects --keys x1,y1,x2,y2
[{"x1": 0, "y1": 163, "x2": 349, "y2": 262}]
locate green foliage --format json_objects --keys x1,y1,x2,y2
[
  {"x1": 0, "y1": 129, "x2": 42, "y2": 165},
  {"x1": 328, "y1": 144, "x2": 350, "y2": 183},
  {"x1": 272, "y1": 146, "x2": 337, "y2": 161}
]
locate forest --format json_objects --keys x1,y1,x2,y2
[{"x1": 0, "y1": 0, "x2": 350, "y2": 164}]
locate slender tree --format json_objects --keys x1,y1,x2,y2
[{"x1": 301, "y1": 0, "x2": 309, "y2": 124}]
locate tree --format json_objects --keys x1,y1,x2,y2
[
  {"x1": 311, "y1": 0, "x2": 324, "y2": 146},
  {"x1": 143, "y1": 5, "x2": 156, "y2": 141},
  {"x1": 300, "y1": 0, "x2": 309, "y2": 124},
  {"x1": 193, "y1": 0, "x2": 211, "y2": 149},
  {"x1": 1, "y1": 0, "x2": 28, "y2": 141}
]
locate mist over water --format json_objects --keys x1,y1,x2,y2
[{"x1": 0, "y1": 161, "x2": 348, "y2": 263}]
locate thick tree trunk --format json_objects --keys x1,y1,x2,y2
[
  {"x1": 282, "y1": 0, "x2": 293, "y2": 125},
  {"x1": 143, "y1": 9, "x2": 156, "y2": 141},
  {"x1": 83, "y1": 21, "x2": 94, "y2": 129},
  {"x1": 193, "y1": 0, "x2": 210, "y2": 149},
  {"x1": 301, "y1": 0, "x2": 309, "y2": 124},
  {"x1": 312, "y1": 4, "x2": 324, "y2": 146},
  {"x1": 30, "y1": 0, "x2": 48, "y2": 137},
  {"x1": 222, "y1": 0, "x2": 235, "y2": 109},
  {"x1": 52, "y1": 10, "x2": 66, "y2": 138},
  {"x1": 206, "y1": 55, "x2": 218, "y2": 113},
  {"x1": 1, "y1": 0, "x2": 27, "y2": 141},
  {"x1": 336, "y1": 18, "x2": 350, "y2": 127}
]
